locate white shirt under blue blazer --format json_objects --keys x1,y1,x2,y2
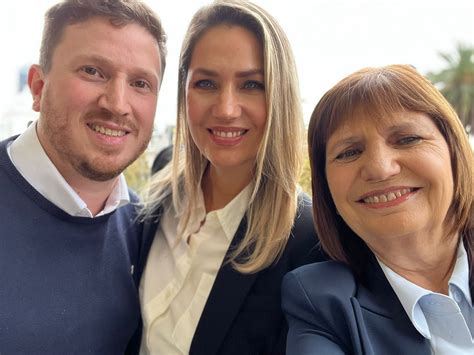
[
  {"x1": 282, "y1": 250, "x2": 473, "y2": 355},
  {"x1": 134, "y1": 194, "x2": 326, "y2": 355}
]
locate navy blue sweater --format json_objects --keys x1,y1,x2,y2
[{"x1": 0, "y1": 137, "x2": 142, "y2": 354}]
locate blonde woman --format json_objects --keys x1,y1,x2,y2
[{"x1": 138, "y1": 1, "x2": 324, "y2": 354}]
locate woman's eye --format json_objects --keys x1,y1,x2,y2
[
  {"x1": 194, "y1": 80, "x2": 215, "y2": 89},
  {"x1": 243, "y1": 80, "x2": 265, "y2": 90},
  {"x1": 335, "y1": 148, "x2": 361, "y2": 161},
  {"x1": 397, "y1": 136, "x2": 421, "y2": 146}
]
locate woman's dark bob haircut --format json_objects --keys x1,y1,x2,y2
[{"x1": 308, "y1": 64, "x2": 473, "y2": 278}]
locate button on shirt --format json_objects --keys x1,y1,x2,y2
[
  {"x1": 7, "y1": 122, "x2": 129, "y2": 217},
  {"x1": 378, "y1": 243, "x2": 473, "y2": 354},
  {"x1": 140, "y1": 185, "x2": 251, "y2": 355}
]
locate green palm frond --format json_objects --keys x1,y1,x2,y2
[{"x1": 427, "y1": 44, "x2": 474, "y2": 131}]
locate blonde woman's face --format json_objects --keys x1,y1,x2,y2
[
  {"x1": 185, "y1": 25, "x2": 266, "y2": 176},
  {"x1": 325, "y1": 111, "x2": 454, "y2": 251}
]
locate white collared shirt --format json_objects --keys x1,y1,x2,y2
[
  {"x1": 140, "y1": 185, "x2": 251, "y2": 355},
  {"x1": 378, "y1": 242, "x2": 473, "y2": 354},
  {"x1": 7, "y1": 121, "x2": 129, "y2": 217}
]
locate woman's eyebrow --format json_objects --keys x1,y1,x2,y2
[
  {"x1": 327, "y1": 136, "x2": 362, "y2": 153},
  {"x1": 235, "y1": 69, "x2": 264, "y2": 78},
  {"x1": 190, "y1": 68, "x2": 218, "y2": 77}
]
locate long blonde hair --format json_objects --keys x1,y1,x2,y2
[{"x1": 142, "y1": 0, "x2": 304, "y2": 273}]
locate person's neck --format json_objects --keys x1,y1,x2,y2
[
  {"x1": 68, "y1": 176, "x2": 118, "y2": 216},
  {"x1": 36, "y1": 126, "x2": 119, "y2": 216},
  {"x1": 202, "y1": 165, "x2": 252, "y2": 213},
  {"x1": 370, "y1": 230, "x2": 459, "y2": 295}
]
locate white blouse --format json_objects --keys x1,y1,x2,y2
[{"x1": 140, "y1": 185, "x2": 251, "y2": 354}]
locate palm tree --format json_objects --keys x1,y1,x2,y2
[{"x1": 428, "y1": 44, "x2": 474, "y2": 133}]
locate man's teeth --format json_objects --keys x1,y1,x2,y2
[
  {"x1": 212, "y1": 130, "x2": 245, "y2": 138},
  {"x1": 363, "y1": 188, "x2": 413, "y2": 204},
  {"x1": 91, "y1": 124, "x2": 126, "y2": 137}
]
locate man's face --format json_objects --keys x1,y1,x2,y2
[{"x1": 30, "y1": 17, "x2": 162, "y2": 184}]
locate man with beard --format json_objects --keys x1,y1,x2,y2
[{"x1": 0, "y1": 1, "x2": 166, "y2": 353}]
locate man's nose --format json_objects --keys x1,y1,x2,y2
[{"x1": 97, "y1": 79, "x2": 131, "y2": 117}]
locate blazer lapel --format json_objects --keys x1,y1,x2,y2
[
  {"x1": 190, "y1": 217, "x2": 259, "y2": 355},
  {"x1": 136, "y1": 206, "x2": 163, "y2": 283},
  {"x1": 356, "y1": 255, "x2": 431, "y2": 354}
]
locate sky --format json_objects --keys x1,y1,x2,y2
[{"x1": 1, "y1": 0, "x2": 473, "y2": 134}]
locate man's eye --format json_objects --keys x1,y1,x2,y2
[
  {"x1": 132, "y1": 80, "x2": 150, "y2": 89},
  {"x1": 81, "y1": 66, "x2": 101, "y2": 77},
  {"x1": 194, "y1": 80, "x2": 215, "y2": 89},
  {"x1": 242, "y1": 80, "x2": 265, "y2": 90}
]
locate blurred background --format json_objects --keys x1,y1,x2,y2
[{"x1": 1, "y1": 0, "x2": 472, "y2": 193}]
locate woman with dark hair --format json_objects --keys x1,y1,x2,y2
[{"x1": 282, "y1": 64, "x2": 473, "y2": 354}]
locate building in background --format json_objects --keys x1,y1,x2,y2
[
  {"x1": 0, "y1": 65, "x2": 36, "y2": 140},
  {"x1": 146, "y1": 125, "x2": 175, "y2": 166},
  {"x1": 1, "y1": 66, "x2": 175, "y2": 154}
]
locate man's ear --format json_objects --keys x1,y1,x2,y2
[{"x1": 28, "y1": 65, "x2": 45, "y2": 112}]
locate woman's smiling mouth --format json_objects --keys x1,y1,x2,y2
[
  {"x1": 357, "y1": 187, "x2": 420, "y2": 208},
  {"x1": 210, "y1": 129, "x2": 247, "y2": 138}
]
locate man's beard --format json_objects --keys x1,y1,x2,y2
[{"x1": 39, "y1": 92, "x2": 151, "y2": 182}]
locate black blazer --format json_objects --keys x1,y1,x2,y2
[
  {"x1": 137, "y1": 194, "x2": 326, "y2": 355},
  {"x1": 282, "y1": 255, "x2": 473, "y2": 354}
]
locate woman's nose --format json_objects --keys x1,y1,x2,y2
[
  {"x1": 212, "y1": 87, "x2": 241, "y2": 119},
  {"x1": 360, "y1": 144, "x2": 401, "y2": 182}
]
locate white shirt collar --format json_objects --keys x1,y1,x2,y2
[
  {"x1": 377, "y1": 241, "x2": 471, "y2": 339},
  {"x1": 449, "y1": 241, "x2": 472, "y2": 306},
  {"x1": 215, "y1": 184, "x2": 252, "y2": 240},
  {"x1": 7, "y1": 121, "x2": 129, "y2": 217},
  {"x1": 179, "y1": 182, "x2": 252, "y2": 242}
]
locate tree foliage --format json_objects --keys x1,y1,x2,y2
[
  {"x1": 428, "y1": 44, "x2": 474, "y2": 132},
  {"x1": 124, "y1": 153, "x2": 150, "y2": 197},
  {"x1": 299, "y1": 154, "x2": 312, "y2": 196}
]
